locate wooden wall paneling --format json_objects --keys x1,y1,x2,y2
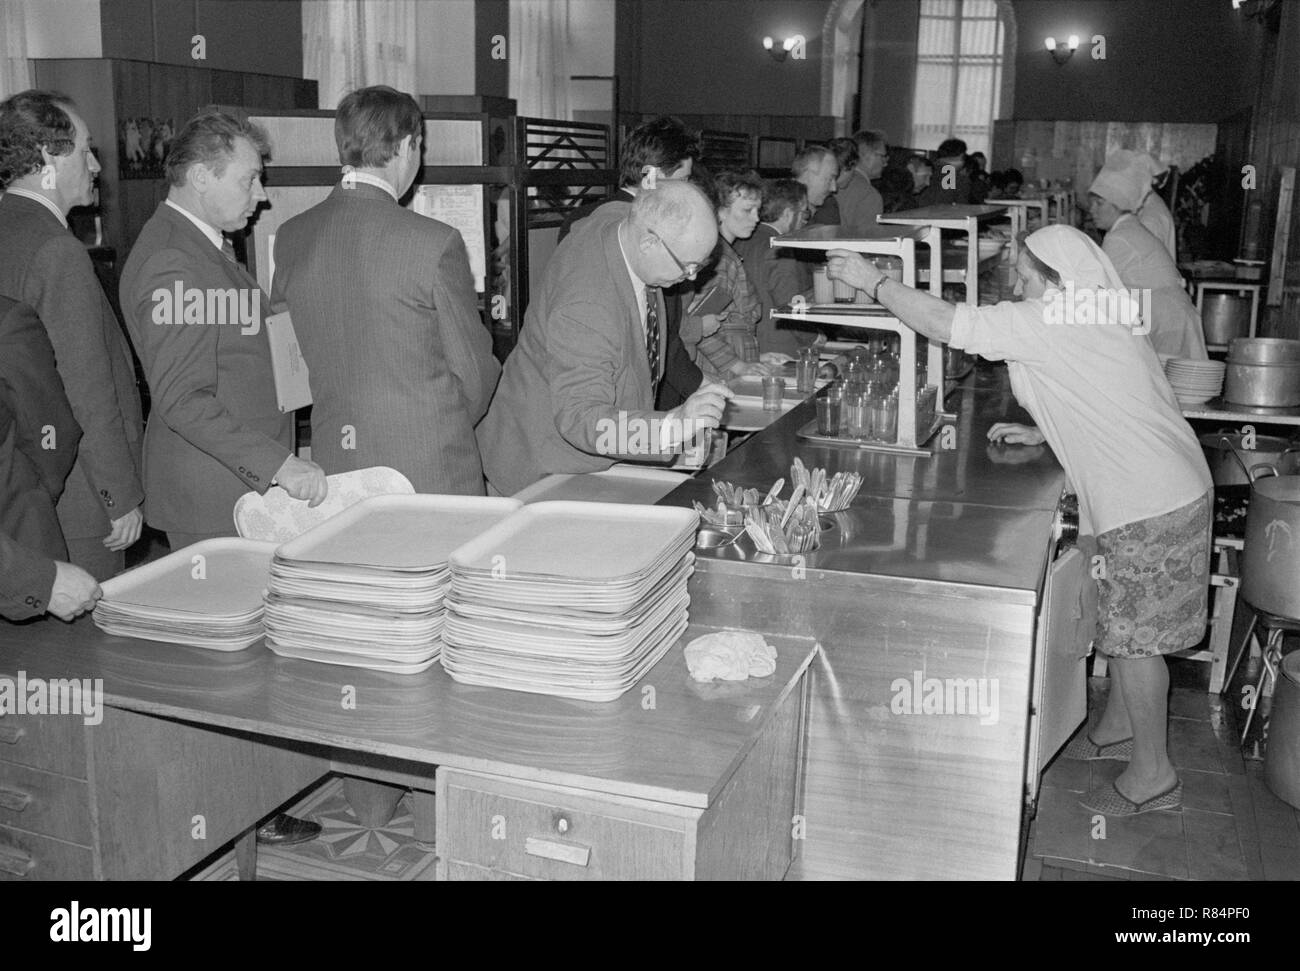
[
  {"x1": 195, "y1": 1, "x2": 304, "y2": 77},
  {"x1": 211, "y1": 69, "x2": 244, "y2": 107},
  {"x1": 99, "y1": 0, "x2": 155, "y2": 62},
  {"x1": 242, "y1": 73, "x2": 294, "y2": 112},
  {"x1": 150, "y1": 0, "x2": 200, "y2": 67},
  {"x1": 149, "y1": 62, "x2": 213, "y2": 134}
]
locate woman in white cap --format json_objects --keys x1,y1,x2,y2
[
  {"x1": 1088, "y1": 159, "x2": 1207, "y2": 362},
  {"x1": 827, "y1": 226, "x2": 1213, "y2": 816},
  {"x1": 1130, "y1": 152, "x2": 1178, "y2": 261}
]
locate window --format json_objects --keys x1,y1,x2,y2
[{"x1": 910, "y1": 0, "x2": 1008, "y2": 157}]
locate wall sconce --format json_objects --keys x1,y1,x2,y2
[
  {"x1": 763, "y1": 35, "x2": 803, "y2": 62},
  {"x1": 1044, "y1": 35, "x2": 1079, "y2": 65}
]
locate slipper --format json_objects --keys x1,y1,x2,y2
[
  {"x1": 1060, "y1": 732, "x2": 1133, "y2": 762},
  {"x1": 1079, "y1": 779, "x2": 1182, "y2": 816}
]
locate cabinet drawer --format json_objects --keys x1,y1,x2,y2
[
  {"x1": 0, "y1": 714, "x2": 86, "y2": 779},
  {"x1": 0, "y1": 761, "x2": 92, "y2": 845},
  {"x1": 439, "y1": 771, "x2": 690, "y2": 881},
  {"x1": 0, "y1": 824, "x2": 94, "y2": 881}
]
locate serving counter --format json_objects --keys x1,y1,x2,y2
[{"x1": 658, "y1": 363, "x2": 1083, "y2": 880}]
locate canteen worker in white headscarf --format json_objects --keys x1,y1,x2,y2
[
  {"x1": 1128, "y1": 152, "x2": 1177, "y2": 261},
  {"x1": 1088, "y1": 159, "x2": 1207, "y2": 362},
  {"x1": 826, "y1": 226, "x2": 1213, "y2": 817}
]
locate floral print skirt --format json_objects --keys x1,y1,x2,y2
[{"x1": 1094, "y1": 490, "x2": 1213, "y2": 659}]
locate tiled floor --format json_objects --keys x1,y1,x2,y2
[{"x1": 1024, "y1": 653, "x2": 1300, "y2": 881}]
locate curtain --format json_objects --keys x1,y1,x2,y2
[
  {"x1": 508, "y1": 0, "x2": 572, "y2": 120},
  {"x1": 911, "y1": 0, "x2": 1004, "y2": 157},
  {"x1": 303, "y1": 0, "x2": 417, "y2": 109},
  {"x1": 1, "y1": 0, "x2": 32, "y2": 102}
]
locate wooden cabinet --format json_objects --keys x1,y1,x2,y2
[
  {"x1": 436, "y1": 669, "x2": 809, "y2": 881},
  {"x1": 0, "y1": 708, "x2": 326, "y2": 882}
]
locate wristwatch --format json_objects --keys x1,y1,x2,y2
[{"x1": 870, "y1": 277, "x2": 887, "y2": 303}]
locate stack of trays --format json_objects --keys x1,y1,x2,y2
[
  {"x1": 263, "y1": 495, "x2": 521, "y2": 674},
  {"x1": 1165, "y1": 358, "x2": 1225, "y2": 405},
  {"x1": 442, "y1": 501, "x2": 698, "y2": 701},
  {"x1": 93, "y1": 539, "x2": 277, "y2": 650}
]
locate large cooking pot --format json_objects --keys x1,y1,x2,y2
[
  {"x1": 1201, "y1": 292, "x2": 1251, "y2": 345},
  {"x1": 1225, "y1": 338, "x2": 1300, "y2": 407},
  {"x1": 1242, "y1": 471, "x2": 1300, "y2": 619},
  {"x1": 1200, "y1": 432, "x2": 1300, "y2": 487}
]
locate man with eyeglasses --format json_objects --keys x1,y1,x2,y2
[
  {"x1": 477, "y1": 182, "x2": 733, "y2": 497},
  {"x1": 836, "y1": 129, "x2": 889, "y2": 236}
]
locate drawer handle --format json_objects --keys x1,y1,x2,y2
[
  {"x1": 0, "y1": 723, "x2": 24, "y2": 745},
  {"x1": 0, "y1": 844, "x2": 35, "y2": 877},
  {"x1": 525, "y1": 836, "x2": 591, "y2": 867},
  {"x1": 0, "y1": 786, "x2": 32, "y2": 812}
]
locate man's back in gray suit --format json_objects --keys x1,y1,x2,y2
[{"x1": 271, "y1": 87, "x2": 500, "y2": 497}]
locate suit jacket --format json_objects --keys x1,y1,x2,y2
[
  {"x1": 732, "y1": 224, "x2": 820, "y2": 357},
  {"x1": 477, "y1": 215, "x2": 674, "y2": 496},
  {"x1": 272, "y1": 182, "x2": 500, "y2": 495},
  {"x1": 835, "y1": 170, "x2": 884, "y2": 235},
  {"x1": 118, "y1": 202, "x2": 292, "y2": 534},
  {"x1": 0, "y1": 295, "x2": 82, "y2": 620},
  {"x1": 558, "y1": 190, "x2": 702, "y2": 408},
  {"x1": 0, "y1": 193, "x2": 143, "y2": 540}
]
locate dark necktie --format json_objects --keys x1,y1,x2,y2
[
  {"x1": 221, "y1": 237, "x2": 237, "y2": 263},
  {"x1": 645, "y1": 288, "x2": 661, "y2": 389}
]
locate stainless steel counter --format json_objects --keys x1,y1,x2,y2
[
  {"x1": 662, "y1": 364, "x2": 1066, "y2": 596},
  {"x1": 663, "y1": 363, "x2": 1079, "y2": 880}
]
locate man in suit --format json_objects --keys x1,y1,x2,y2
[
  {"x1": 119, "y1": 111, "x2": 326, "y2": 845},
  {"x1": 272, "y1": 86, "x2": 499, "y2": 495},
  {"x1": 120, "y1": 109, "x2": 327, "y2": 555},
  {"x1": 559, "y1": 116, "x2": 703, "y2": 410},
  {"x1": 835, "y1": 130, "x2": 888, "y2": 235},
  {"x1": 0, "y1": 90, "x2": 144, "y2": 581},
  {"x1": 734, "y1": 179, "x2": 820, "y2": 357},
  {"x1": 0, "y1": 294, "x2": 100, "y2": 622},
  {"x1": 917, "y1": 138, "x2": 973, "y2": 206},
  {"x1": 478, "y1": 182, "x2": 733, "y2": 497}
]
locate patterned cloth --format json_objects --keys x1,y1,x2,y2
[
  {"x1": 1093, "y1": 490, "x2": 1213, "y2": 658},
  {"x1": 690, "y1": 239, "x2": 762, "y2": 374}
]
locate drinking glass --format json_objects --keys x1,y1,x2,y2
[
  {"x1": 815, "y1": 395, "x2": 841, "y2": 436},
  {"x1": 845, "y1": 390, "x2": 871, "y2": 439},
  {"x1": 762, "y1": 375, "x2": 786, "y2": 411},
  {"x1": 796, "y1": 349, "x2": 818, "y2": 394}
]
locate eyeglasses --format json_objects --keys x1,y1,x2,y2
[{"x1": 647, "y1": 228, "x2": 706, "y2": 280}]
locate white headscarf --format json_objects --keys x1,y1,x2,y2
[
  {"x1": 1088, "y1": 151, "x2": 1150, "y2": 212},
  {"x1": 1025, "y1": 225, "x2": 1127, "y2": 291},
  {"x1": 1024, "y1": 225, "x2": 1144, "y2": 330}
]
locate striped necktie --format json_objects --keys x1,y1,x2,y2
[
  {"x1": 645, "y1": 288, "x2": 661, "y2": 389},
  {"x1": 220, "y1": 237, "x2": 238, "y2": 264}
]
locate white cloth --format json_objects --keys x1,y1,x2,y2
[
  {"x1": 1103, "y1": 214, "x2": 1205, "y2": 361},
  {"x1": 951, "y1": 226, "x2": 1211, "y2": 535},
  {"x1": 1088, "y1": 163, "x2": 1146, "y2": 213},
  {"x1": 684, "y1": 630, "x2": 777, "y2": 682},
  {"x1": 165, "y1": 199, "x2": 224, "y2": 250}
]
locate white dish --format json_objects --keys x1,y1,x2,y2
[
  {"x1": 98, "y1": 538, "x2": 276, "y2": 615},
  {"x1": 276, "y1": 494, "x2": 521, "y2": 569},
  {"x1": 266, "y1": 639, "x2": 439, "y2": 674},
  {"x1": 448, "y1": 501, "x2": 697, "y2": 581}
]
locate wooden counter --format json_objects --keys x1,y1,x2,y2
[{"x1": 0, "y1": 623, "x2": 817, "y2": 881}]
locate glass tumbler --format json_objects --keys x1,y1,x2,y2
[
  {"x1": 815, "y1": 395, "x2": 841, "y2": 436},
  {"x1": 845, "y1": 390, "x2": 871, "y2": 439},
  {"x1": 761, "y1": 375, "x2": 786, "y2": 411},
  {"x1": 740, "y1": 334, "x2": 760, "y2": 364},
  {"x1": 796, "y1": 350, "x2": 818, "y2": 394}
]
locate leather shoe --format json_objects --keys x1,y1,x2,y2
[{"x1": 255, "y1": 813, "x2": 322, "y2": 846}]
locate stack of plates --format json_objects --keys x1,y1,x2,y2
[
  {"x1": 442, "y1": 501, "x2": 698, "y2": 701},
  {"x1": 93, "y1": 539, "x2": 277, "y2": 650},
  {"x1": 263, "y1": 494, "x2": 521, "y2": 674},
  {"x1": 1165, "y1": 358, "x2": 1225, "y2": 405}
]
